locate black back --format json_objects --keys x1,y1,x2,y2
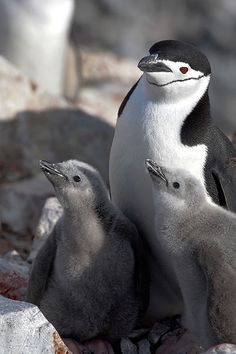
[
  {"x1": 181, "y1": 91, "x2": 236, "y2": 206},
  {"x1": 118, "y1": 79, "x2": 140, "y2": 118}
]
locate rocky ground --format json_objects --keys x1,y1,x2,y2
[{"x1": 0, "y1": 51, "x2": 236, "y2": 353}]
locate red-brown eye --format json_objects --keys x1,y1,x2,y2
[{"x1": 180, "y1": 67, "x2": 188, "y2": 74}]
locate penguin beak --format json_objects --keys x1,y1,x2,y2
[
  {"x1": 145, "y1": 159, "x2": 168, "y2": 185},
  {"x1": 138, "y1": 55, "x2": 172, "y2": 73},
  {"x1": 40, "y1": 160, "x2": 68, "y2": 180}
]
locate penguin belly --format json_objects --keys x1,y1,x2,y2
[{"x1": 109, "y1": 80, "x2": 208, "y2": 320}]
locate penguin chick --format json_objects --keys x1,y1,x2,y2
[
  {"x1": 146, "y1": 158, "x2": 236, "y2": 349},
  {"x1": 26, "y1": 160, "x2": 149, "y2": 342}
]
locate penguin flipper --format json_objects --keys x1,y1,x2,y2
[
  {"x1": 198, "y1": 244, "x2": 236, "y2": 343},
  {"x1": 211, "y1": 127, "x2": 236, "y2": 212},
  {"x1": 212, "y1": 156, "x2": 236, "y2": 212},
  {"x1": 118, "y1": 78, "x2": 140, "y2": 118},
  {"x1": 127, "y1": 224, "x2": 150, "y2": 321},
  {"x1": 26, "y1": 229, "x2": 57, "y2": 305}
]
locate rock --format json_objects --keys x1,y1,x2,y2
[
  {"x1": 80, "y1": 48, "x2": 139, "y2": 86},
  {"x1": 76, "y1": 48, "x2": 140, "y2": 127},
  {"x1": 0, "y1": 56, "x2": 114, "y2": 237},
  {"x1": 64, "y1": 338, "x2": 115, "y2": 354},
  {"x1": 0, "y1": 56, "x2": 113, "y2": 182},
  {"x1": 28, "y1": 197, "x2": 63, "y2": 263},
  {"x1": 0, "y1": 295, "x2": 72, "y2": 354},
  {"x1": 202, "y1": 344, "x2": 236, "y2": 354},
  {"x1": 120, "y1": 337, "x2": 138, "y2": 354},
  {"x1": 155, "y1": 330, "x2": 201, "y2": 354},
  {"x1": 0, "y1": 225, "x2": 33, "y2": 259},
  {"x1": 0, "y1": 251, "x2": 29, "y2": 300},
  {"x1": 148, "y1": 322, "x2": 171, "y2": 345},
  {"x1": 0, "y1": 174, "x2": 53, "y2": 235},
  {"x1": 0, "y1": 56, "x2": 68, "y2": 121},
  {"x1": 138, "y1": 339, "x2": 151, "y2": 354}
]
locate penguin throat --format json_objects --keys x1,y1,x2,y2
[
  {"x1": 142, "y1": 74, "x2": 210, "y2": 104},
  {"x1": 146, "y1": 74, "x2": 205, "y2": 88}
]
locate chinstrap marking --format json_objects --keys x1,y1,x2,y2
[{"x1": 147, "y1": 74, "x2": 205, "y2": 87}]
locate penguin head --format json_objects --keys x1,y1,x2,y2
[
  {"x1": 145, "y1": 159, "x2": 206, "y2": 210},
  {"x1": 138, "y1": 40, "x2": 211, "y2": 101},
  {"x1": 40, "y1": 159, "x2": 109, "y2": 209}
]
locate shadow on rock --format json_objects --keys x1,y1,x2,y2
[
  {"x1": 0, "y1": 108, "x2": 114, "y2": 184},
  {"x1": 0, "y1": 108, "x2": 114, "y2": 236}
]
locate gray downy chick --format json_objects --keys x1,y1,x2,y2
[
  {"x1": 146, "y1": 158, "x2": 236, "y2": 349},
  {"x1": 26, "y1": 159, "x2": 149, "y2": 342}
]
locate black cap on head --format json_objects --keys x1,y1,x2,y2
[{"x1": 149, "y1": 40, "x2": 211, "y2": 75}]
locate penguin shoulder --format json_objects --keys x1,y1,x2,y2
[{"x1": 118, "y1": 78, "x2": 141, "y2": 118}]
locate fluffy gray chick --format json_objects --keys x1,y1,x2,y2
[
  {"x1": 146, "y1": 158, "x2": 236, "y2": 349},
  {"x1": 26, "y1": 160, "x2": 149, "y2": 342}
]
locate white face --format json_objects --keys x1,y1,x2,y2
[{"x1": 143, "y1": 59, "x2": 210, "y2": 102}]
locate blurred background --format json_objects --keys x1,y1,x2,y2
[
  {"x1": 0, "y1": 0, "x2": 236, "y2": 290},
  {"x1": 0, "y1": 0, "x2": 236, "y2": 132}
]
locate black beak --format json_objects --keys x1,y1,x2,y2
[
  {"x1": 145, "y1": 159, "x2": 168, "y2": 185},
  {"x1": 138, "y1": 55, "x2": 172, "y2": 73},
  {"x1": 40, "y1": 160, "x2": 68, "y2": 180}
]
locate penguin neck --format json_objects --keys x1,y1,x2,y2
[
  {"x1": 139, "y1": 74, "x2": 211, "y2": 125},
  {"x1": 63, "y1": 196, "x2": 110, "y2": 223},
  {"x1": 61, "y1": 198, "x2": 112, "y2": 249}
]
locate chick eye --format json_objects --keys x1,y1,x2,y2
[
  {"x1": 173, "y1": 182, "x2": 180, "y2": 189},
  {"x1": 73, "y1": 175, "x2": 81, "y2": 182},
  {"x1": 180, "y1": 67, "x2": 188, "y2": 74}
]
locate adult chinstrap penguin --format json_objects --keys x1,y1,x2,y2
[
  {"x1": 26, "y1": 159, "x2": 149, "y2": 342},
  {"x1": 109, "y1": 40, "x2": 236, "y2": 321}
]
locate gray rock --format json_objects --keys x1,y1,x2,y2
[
  {"x1": 138, "y1": 339, "x2": 151, "y2": 354},
  {"x1": 0, "y1": 251, "x2": 29, "y2": 300},
  {"x1": 0, "y1": 56, "x2": 114, "y2": 236},
  {"x1": 120, "y1": 337, "x2": 138, "y2": 354},
  {"x1": 0, "y1": 174, "x2": 53, "y2": 235},
  {"x1": 148, "y1": 322, "x2": 170, "y2": 345},
  {"x1": 0, "y1": 295, "x2": 71, "y2": 354},
  {"x1": 0, "y1": 56, "x2": 113, "y2": 183},
  {"x1": 28, "y1": 197, "x2": 63, "y2": 263},
  {"x1": 0, "y1": 108, "x2": 113, "y2": 185},
  {"x1": 202, "y1": 344, "x2": 236, "y2": 354}
]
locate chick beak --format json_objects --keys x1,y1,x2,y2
[{"x1": 145, "y1": 159, "x2": 168, "y2": 185}]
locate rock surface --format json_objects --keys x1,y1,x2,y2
[
  {"x1": 0, "y1": 295, "x2": 71, "y2": 354},
  {"x1": 0, "y1": 56, "x2": 114, "y2": 238},
  {"x1": 0, "y1": 251, "x2": 29, "y2": 301},
  {"x1": 0, "y1": 56, "x2": 114, "y2": 183},
  {"x1": 202, "y1": 344, "x2": 236, "y2": 354},
  {"x1": 28, "y1": 197, "x2": 63, "y2": 264}
]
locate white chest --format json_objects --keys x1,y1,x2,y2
[
  {"x1": 116, "y1": 78, "x2": 208, "y2": 188},
  {"x1": 142, "y1": 100, "x2": 207, "y2": 186}
]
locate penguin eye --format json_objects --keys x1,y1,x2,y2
[
  {"x1": 173, "y1": 182, "x2": 180, "y2": 189},
  {"x1": 179, "y1": 67, "x2": 188, "y2": 74},
  {"x1": 73, "y1": 175, "x2": 81, "y2": 182}
]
